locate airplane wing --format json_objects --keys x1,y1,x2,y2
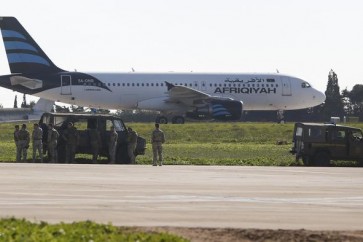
[
  {"x1": 165, "y1": 82, "x2": 211, "y2": 106},
  {"x1": 163, "y1": 82, "x2": 243, "y2": 121}
]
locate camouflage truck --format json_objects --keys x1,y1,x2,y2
[
  {"x1": 291, "y1": 122, "x2": 363, "y2": 166},
  {"x1": 39, "y1": 112, "x2": 146, "y2": 163}
]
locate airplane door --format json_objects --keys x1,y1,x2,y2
[
  {"x1": 281, "y1": 77, "x2": 292, "y2": 96},
  {"x1": 61, "y1": 75, "x2": 72, "y2": 95}
]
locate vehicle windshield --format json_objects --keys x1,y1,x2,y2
[
  {"x1": 112, "y1": 120, "x2": 125, "y2": 131},
  {"x1": 352, "y1": 130, "x2": 363, "y2": 139}
]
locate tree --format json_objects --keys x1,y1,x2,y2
[
  {"x1": 21, "y1": 93, "x2": 27, "y2": 108},
  {"x1": 13, "y1": 95, "x2": 18, "y2": 108},
  {"x1": 345, "y1": 84, "x2": 363, "y2": 119},
  {"x1": 322, "y1": 70, "x2": 345, "y2": 120}
]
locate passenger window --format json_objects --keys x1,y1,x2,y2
[
  {"x1": 332, "y1": 130, "x2": 346, "y2": 141},
  {"x1": 308, "y1": 127, "x2": 322, "y2": 137},
  {"x1": 73, "y1": 119, "x2": 87, "y2": 130},
  {"x1": 105, "y1": 120, "x2": 113, "y2": 131}
]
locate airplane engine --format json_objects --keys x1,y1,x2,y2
[{"x1": 186, "y1": 99, "x2": 243, "y2": 121}]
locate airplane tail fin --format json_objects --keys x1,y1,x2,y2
[{"x1": 0, "y1": 17, "x2": 63, "y2": 74}]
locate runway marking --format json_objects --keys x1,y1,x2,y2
[{"x1": 1, "y1": 195, "x2": 363, "y2": 206}]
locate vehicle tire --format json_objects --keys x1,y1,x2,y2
[
  {"x1": 156, "y1": 116, "x2": 168, "y2": 124},
  {"x1": 313, "y1": 152, "x2": 330, "y2": 167},
  {"x1": 57, "y1": 145, "x2": 66, "y2": 163},
  {"x1": 172, "y1": 116, "x2": 185, "y2": 124},
  {"x1": 116, "y1": 144, "x2": 130, "y2": 164},
  {"x1": 302, "y1": 155, "x2": 312, "y2": 166}
]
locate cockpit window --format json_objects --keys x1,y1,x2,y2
[{"x1": 301, "y1": 82, "x2": 311, "y2": 88}]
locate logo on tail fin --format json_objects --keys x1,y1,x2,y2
[{"x1": 0, "y1": 17, "x2": 62, "y2": 74}]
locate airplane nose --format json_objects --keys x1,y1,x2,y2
[{"x1": 312, "y1": 90, "x2": 326, "y2": 105}]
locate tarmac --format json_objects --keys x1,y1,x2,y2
[{"x1": 0, "y1": 163, "x2": 362, "y2": 230}]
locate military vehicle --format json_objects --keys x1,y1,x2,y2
[
  {"x1": 39, "y1": 112, "x2": 146, "y2": 163},
  {"x1": 291, "y1": 122, "x2": 363, "y2": 166}
]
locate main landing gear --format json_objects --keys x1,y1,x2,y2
[{"x1": 155, "y1": 115, "x2": 185, "y2": 124}]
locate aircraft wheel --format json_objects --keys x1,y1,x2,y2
[
  {"x1": 156, "y1": 116, "x2": 168, "y2": 124},
  {"x1": 172, "y1": 116, "x2": 185, "y2": 124}
]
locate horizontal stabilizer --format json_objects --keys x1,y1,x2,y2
[{"x1": 10, "y1": 75, "x2": 43, "y2": 89}]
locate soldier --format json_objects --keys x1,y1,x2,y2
[
  {"x1": 89, "y1": 128, "x2": 101, "y2": 163},
  {"x1": 17, "y1": 124, "x2": 30, "y2": 162},
  {"x1": 32, "y1": 123, "x2": 43, "y2": 162},
  {"x1": 47, "y1": 123, "x2": 59, "y2": 163},
  {"x1": 108, "y1": 126, "x2": 118, "y2": 164},
  {"x1": 14, "y1": 125, "x2": 20, "y2": 162},
  {"x1": 127, "y1": 127, "x2": 138, "y2": 164},
  {"x1": 62, "y1": 122, "x2": 79, "y2": 163},
  {"x1": 151, "y1": 123, "x2": 165, "y2": 166}
]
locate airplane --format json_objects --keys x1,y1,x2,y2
[{"x1": 0, "y1": 17, "x2": 325, "y2": 124}]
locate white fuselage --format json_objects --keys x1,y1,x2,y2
[{"x1": 37, "y1": 72, "x2": 325, "y2": 112}]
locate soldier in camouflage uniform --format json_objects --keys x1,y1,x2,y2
[
  {"x1": 14, "y1": 125, "x2": 20, "y2": 162},
  {"x1": 47, "y1": 123, "x2": 59, "y2": 163},
  {"x1": 89, "y1": 128, "x2": 101, "y2": 163},
  {"x1": 127, "y1": 127, "x2": 138, "y2": 164},
  {"x1": 32, "y1": 123, "x2": 43, "y2": 162},
  {"x1": 62, "y1": 122, "x2": 79, "y2": 163},
  {"x1": 151, "y1": 123, "x2": 165, "y2": 166},
  {"x1": 18, "y1": 124, "x2": 30, "y2": 162},
  {"x1": 108, "y1": 126, "x2": 118, "y2": 164}
]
